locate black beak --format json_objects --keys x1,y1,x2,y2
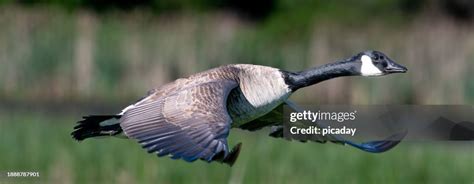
[{"x1": 386, "y1": 60, "x2": 407, "y2": 73}]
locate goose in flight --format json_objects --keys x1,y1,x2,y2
[{"x1": 72, "y1": 50, "x2": 408, "y2": 166}]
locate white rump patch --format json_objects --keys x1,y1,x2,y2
[
  {"x1": 360, "y1": 55, "x2": 383, "y2": 76},
  {"x1": 119, "y1": 104, "x2": 136, "y2": 115},
  {"x1": 119, "y1": 95, "x2": 153, "y2": 115}
]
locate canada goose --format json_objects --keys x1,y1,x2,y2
[{"x1": 72, "y1": 50, "x2": 407, "y2": 166}]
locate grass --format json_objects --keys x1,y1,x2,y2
[{"x1": 0, "y1": 112, "x2": 472, "y2": 184}]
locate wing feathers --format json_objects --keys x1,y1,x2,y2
[{"x1": 120, "y1": 79, "x2": 238, "y2": 162}]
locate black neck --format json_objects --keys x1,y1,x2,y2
[{"x1": 283, "y1": 60, "x2": 359, "y2": 91}]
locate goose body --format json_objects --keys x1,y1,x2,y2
[
  {"x1": 72, "y1": 50, "x2": 408, "y2": 166},
  {"x1": 226, "y1": 64, "x2": 291, "y2": 127},
  {"x1": 124, "y1": 64, "x2": 291, "y2": 127}
]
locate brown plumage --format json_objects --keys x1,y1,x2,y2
[{"x1": 73, "y1": 64, "x2": 291, "y2": 166}]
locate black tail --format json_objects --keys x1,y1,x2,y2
[{"x1": 72, "y1": 115, "x2": 123, "y2": 141}]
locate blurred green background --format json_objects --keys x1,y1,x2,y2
[{"x1": 0, "y1": 0, "x2": 473, "y2": 183}]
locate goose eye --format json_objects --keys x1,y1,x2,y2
[
  {"x1": 372, "y1": 57, "x2": 379, "y2": 63},
  {"x1": 374, "y1": 53, "x2": 380, "y2": 59},
  {"x1": 379, "y1": 55, "x2": 385, "y2": 60}
]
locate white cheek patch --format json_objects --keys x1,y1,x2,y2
[{"x1": 360, "y1": 55, "x2": 383, "y2": 76}]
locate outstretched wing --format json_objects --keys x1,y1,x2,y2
[
  {"x1": 120, "y1": 80, "x2": 238, "y2": 162},
  {"x1": 242, "y1": 100, "x2": 406, "y2": 153}
]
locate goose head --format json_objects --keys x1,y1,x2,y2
[
  {"x1": 354, "y1": 50, "x2": 407, "y2": 76},
  {"x1": 283, "y1": 50, "x2": 408, "y2": 91}
]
